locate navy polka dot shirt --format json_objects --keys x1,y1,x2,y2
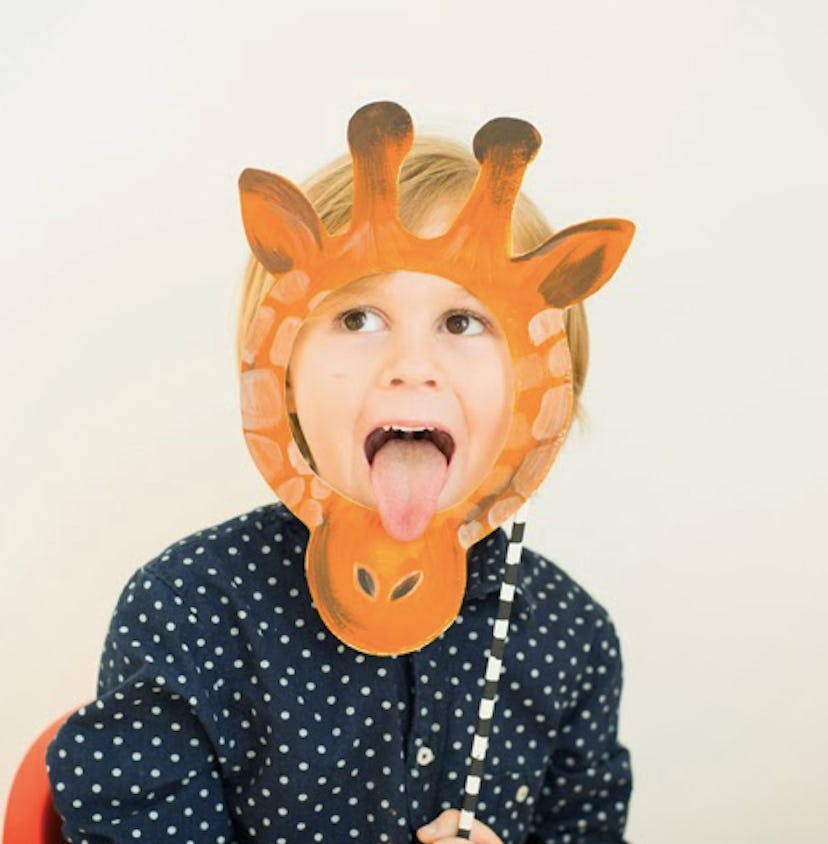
[{"x1": 47, "y1": 503, "x2": 631, "y2": 843}]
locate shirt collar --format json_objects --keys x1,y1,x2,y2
[{"x1": 464, "y1": 527, "x2": 537, "y2": 615}]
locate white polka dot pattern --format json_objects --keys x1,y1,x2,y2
[{"x1": 46, "y1": 503, "x2": 632, "y2": 843}]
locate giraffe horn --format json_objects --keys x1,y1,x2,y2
[
  {"x1": 347, "y1": 101, "x2": 413, "y2": 230},
  {"x1": 448, "y1": 118, "x2": 541, "y2": 253}
]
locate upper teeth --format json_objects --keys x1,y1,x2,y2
[{"x1": 382, "y1": 425, "x2": 435, "y2": 432}]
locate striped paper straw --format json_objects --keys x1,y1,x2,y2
[{"x1": 457, "y1": 500, "x2": 531, "y2": 839}]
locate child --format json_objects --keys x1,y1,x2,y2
[{"x1": 47, "y1": 104, "x2": 633, "y2": 843}]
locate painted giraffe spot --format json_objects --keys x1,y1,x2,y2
[
  {"x1": 311, "y1": 476, "x2": 332, "y2": 500},
  {"x1": 514, "y1": 353, "x2": 547, "y2": 392},
  {"x1": 531, "y1": 386, "x2": 570, "y2": 442},
  {"x1": 243, "y1": 305, "x2": 276, "y2": 366},
  {"x1": 297, "y1": 497, "x2": 324, "y2": 528},
  {"x1": 513, "y1": 443, "x2": 557, "y2": 498},
  {"x1": 528, "y1": 308, "x2": 562, "y2": 346},
  {"x1": 271, "y1": 270, "x2": 310, "y2": 304},
  {"x1": 269, "y1": 316, "x2": 302, "y2": 368},
  {"x1": 505, "y1": 412, "x2": 533, "y2": 452},
  {"x1": 287, "y1": 440, "x2": 314, "y2": 475},
  {"x1": 240, "y1": 369, "x2": 283, "y2": 431},
  {"x1": 243, "y1": 433, "x2": 284, "y2": 486},
  {"x1": 457, "y1": 520, "x2": 483, "y2": 549},
  {"x1": 546, "y1": 333, "x2": 571, "y2": 377},
  {"x1": 276, "y1": 476, "x2": 305, "y2": 509},
  {"x1": 488, "y1": 495, "x2": 524, "y2": 529},
  {"x1": 308, "y1": 289, "x2": 333, "y2": 312}
]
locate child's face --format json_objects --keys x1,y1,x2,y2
[{"x1": 288, "y1": 270, "x2": 514, "y2": 541}]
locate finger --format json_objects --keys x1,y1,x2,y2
[
  {"x1": 417, "y1": 809, "x2": 458, "y2": 842},
  {"x1": 466, "y1": 817, "x2": 503, "y2": 844},
  {"x1": 417, "y1": 809, "x2": 503, "y2": 844}
]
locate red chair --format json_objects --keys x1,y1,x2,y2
[{"x1": 3, "y1": 712, "x2": 70, "y2": 844}]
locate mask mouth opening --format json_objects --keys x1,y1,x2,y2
[{"x1": 364, "y1": 425, "x2": 455, "y2": 466}]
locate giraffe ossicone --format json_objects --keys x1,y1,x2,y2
[{"x1": 238, "y1": 101, "x2": 634, "y2": 656}]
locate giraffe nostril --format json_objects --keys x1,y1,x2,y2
[
  {"x1": 355, "y1": 566, "x2": 377, "y2": 599},
  {"x1": 390, "y1": 571, "x2": 423, "y2": 601}
]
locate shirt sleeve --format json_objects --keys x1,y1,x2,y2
[
  {"x1": 526, "y1": 614, "x2": 633, "y2": 844},
  {"x1": 46, "y1": 568, "x2": 237, "y2": 844}
]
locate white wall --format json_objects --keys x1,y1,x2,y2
[{"x1": 2, "y1": 1, "x2": 826, "y2": 841}]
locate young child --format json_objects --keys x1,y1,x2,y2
[{"x1": 47, "y1": 105, "x2": 633, "y2": 843}]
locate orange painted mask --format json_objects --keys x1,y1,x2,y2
[{"x1": 238, "y1": 102, "x2": 634, "y2": 656}]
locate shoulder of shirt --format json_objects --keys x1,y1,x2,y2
[
  {"x1": 518, "y1": 543, "x2": 618, "y2": 636},
  {"x1": 133, "y1": 501, "x2": 308, "y2": 593}
]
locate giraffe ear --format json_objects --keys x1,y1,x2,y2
[
  {"x1": 238, "y1": 168, "x2": 326, "y2": 274},
  {"x1": 528, "y1": 218, "x2": 635, "y2": 308}
]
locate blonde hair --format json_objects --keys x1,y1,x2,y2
[{"x1": 236, "y1": 137, "x2": 590, "y2": 417}]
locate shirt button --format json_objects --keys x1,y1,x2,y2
[
  {"x1": 416, "y1": 746, "x2": 435, "y2": 766},
  {"x1": 515, "y1": 784, "x2": 530, "y2": 803}
]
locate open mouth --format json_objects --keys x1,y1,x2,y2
[{"x1": 364, "y1": 425, "x2": 455, "y2": 466}]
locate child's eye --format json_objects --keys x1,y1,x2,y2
[
  {"x1": 339, "y1": 309, "x2": 384, "y2": 332},
  {"x1": 444, "y1": 311, "x2": 486, "y2": 336}
]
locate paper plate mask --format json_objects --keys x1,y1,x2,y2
[{"x1": 238, "y1": 101, "x2": 634, "y2": 655}]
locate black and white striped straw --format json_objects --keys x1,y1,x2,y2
[{"x1": 456, "y1": 499, "x2": 531, "y2": 839}]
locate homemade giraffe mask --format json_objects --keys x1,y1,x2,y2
[{"x1": 239, "y1": 101, "x2": 634, "y2": 655}]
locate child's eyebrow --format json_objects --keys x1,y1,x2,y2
[
  {"x1": 449, "y1": 290, "x2": 491, "y2": 310},
  {"x1": 444, "y1": 289, "x2": 502, "y2": 322},
  {"x1": 308, "y1": 277, "x2": 382, "y2": 314}
]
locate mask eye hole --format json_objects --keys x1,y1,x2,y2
[
  {"x1": 355, "y1": 565, "x2": 377, "y2": 599},
  {"x1": 390, "y1": 571, "x2": 423, "y2": 601}
]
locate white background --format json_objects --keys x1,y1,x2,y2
[{"x1": 1, "y1": 1, "x2": 826, "y2": 841}]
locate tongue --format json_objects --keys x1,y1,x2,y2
[{"x1": 370, "y1": 439, "x2": 449, "y2": 542}]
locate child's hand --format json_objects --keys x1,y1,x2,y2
[{"x1": 416, "y1": 809, "x2": 504, "y2": 844}]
